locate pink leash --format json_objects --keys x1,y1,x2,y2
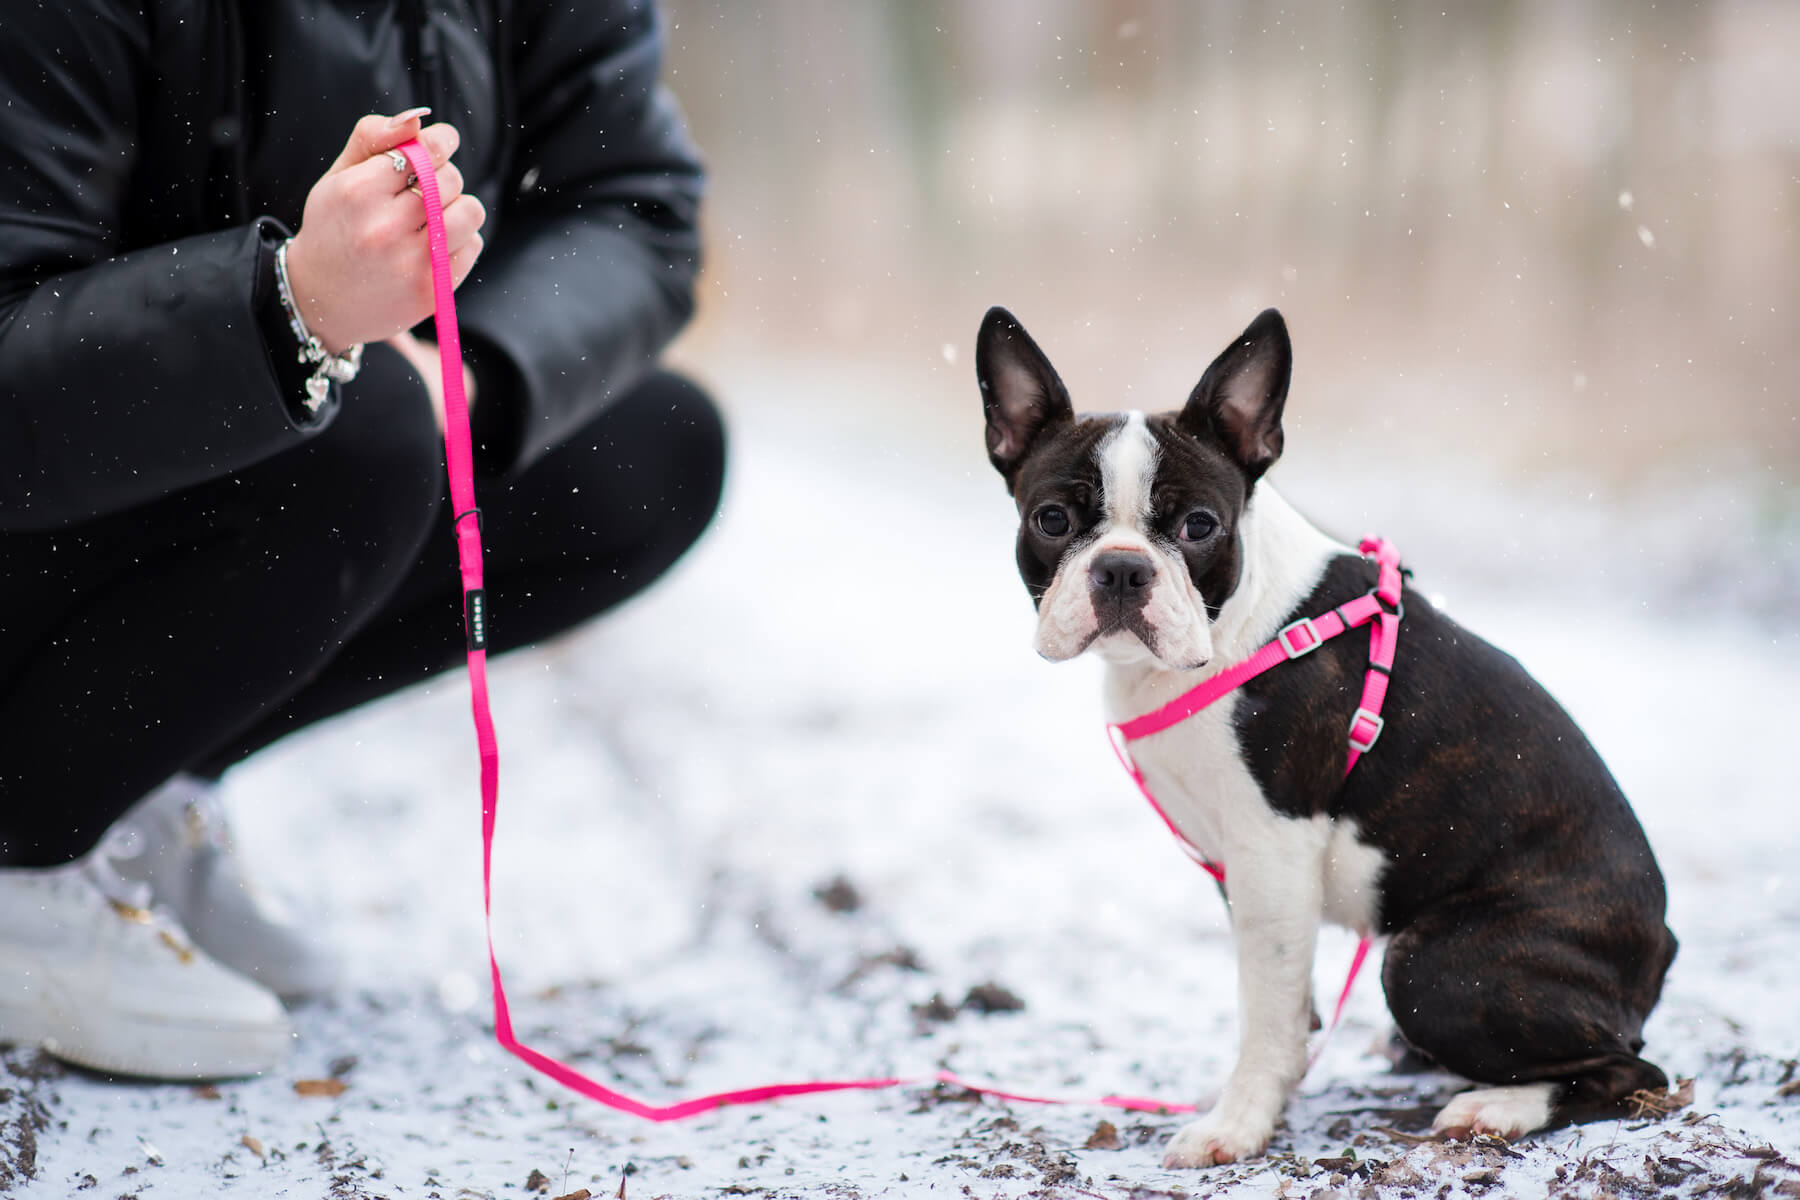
[{"x1": 397, "y1": 138, "x2": 1382, "y2": 1120}]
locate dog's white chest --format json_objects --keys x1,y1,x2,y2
[
  {"x1": 1091, "y1": 485, "x2": 1387, "y2": 934},
  {"x1": 1105, "y1": 679, "x2": 1386, "y2": 936},
  {"x1": 1112, "y1": 693, "x2": 1247, "y2": 866}
]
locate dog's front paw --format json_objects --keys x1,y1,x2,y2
[{"x1": 1162, "y1": 1110, "x2": 1276, "y2": 1168}]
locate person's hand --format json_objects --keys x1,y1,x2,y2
[
  {"x1": 385, "y1": 330, "x2": 477, "y2": 433},
  {"x1": 283, "y1": 110, "x2": 487, "y2": 355}
]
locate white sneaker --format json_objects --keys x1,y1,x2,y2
[
  {"x1": 0, "y1": 853, "x2": 291, "y2": 1080},
  {"x1": 104, "y1": 775, "x2": 340, "y2": 1000}
]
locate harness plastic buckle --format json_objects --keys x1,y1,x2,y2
[
  {"x1": 1347, "y1": 707, "x2": 1385, "y2": 753},
  {"x1": 1278, "y1": 617, "x2": 1323, "y2": 659}
]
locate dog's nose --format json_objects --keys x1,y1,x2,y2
[{"x1": 1089, "y1": 550, "x2": 1155, "y2": 599}]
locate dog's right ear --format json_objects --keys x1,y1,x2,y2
[
  {"x1": 1178, "y1": 308, "x2": 1292, "y2": 481},
  {"x1": 977, "y1": 307, "x2": 1074, "y2": 486}
]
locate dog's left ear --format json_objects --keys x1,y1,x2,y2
[
  {"x1": 977, "y1": 306, "x2": 1074, "y2": 487},
  {"x1": 1179, "y1": 308, "x2": 1292, "y2": 480}
]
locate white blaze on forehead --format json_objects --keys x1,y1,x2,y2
[{"x1": 1097, "y1": 411, "x2": 1158, "y2": 531}]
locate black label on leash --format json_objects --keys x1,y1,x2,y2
[{"x1": 465, "y1": 589, "x2": 488, "y2": 651}]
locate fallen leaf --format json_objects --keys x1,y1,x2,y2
[
  {"x1": 241, "y1": 1135, "x2": 265, "y2": 1160},
  {"x1": 812, "y1": 874, "x2": 863, "y2": 913},
  {"x1": 1625, "y1": 1076, "x2": 1694, "y2": 1120},
  {"x1": 960, "y1": 982, "x2": 1025, "y2": 1014},
  {"x1": 551, "y1": 1190, "x2": 591, "y2": 1200},
  {"x1": 525, "y1": 1169, "x2": 551, "y2": 1193},
  {"x1": 1084, "y1": 1120, "x2": 1123, "y2": 1150},
  {"x1": 910, "y1": 993, "x2": 957, "y2": 1025},
  {"x1": 293, "y1": 1078, "x2": 348, "y2": 1098},
  {"x1": 192, "y1": 1085, "x2": 222, "y2": 1101}
]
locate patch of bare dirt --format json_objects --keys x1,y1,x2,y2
[{"x1": 0, "y1": 1046, "x2": 56, "y2": 1192}]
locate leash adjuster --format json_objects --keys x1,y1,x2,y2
[
  {"x1": 1347, "y1": 707, "x2": 1385, "y2": 753},
  {"x1": 1278, "y1": 617, "x2": 1323, "y2": 659}
]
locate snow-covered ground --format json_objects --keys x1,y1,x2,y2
[{"x1": 5, "y1": 368, "x2": 1797, "y2": 1198}]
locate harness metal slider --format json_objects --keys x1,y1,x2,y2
[
  {"x1": 1278, "y1": 617, "x2": 1323, "y2": 659},
  {"x1": 1347, "y1": 707, "x2": 1385, "y2": 753}
]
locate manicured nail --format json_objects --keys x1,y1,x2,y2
[{"x1": 387, "y1": 107, "x2": 433, "y2": 129}]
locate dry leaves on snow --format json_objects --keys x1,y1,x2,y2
[
  {"x1": 1084, "y1": 1119, "x2": 1124, "y2": 1150},
  {"x1": 293, "y1": 1078, "x2": 348, "y2": 1098},
  {"x1": 1626, "y1": 1076, "x2": 1695, "y2": 1120}
]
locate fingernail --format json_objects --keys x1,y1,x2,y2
[{"x1": 387, "y1": 107, "x2": 433, "y2": 129}]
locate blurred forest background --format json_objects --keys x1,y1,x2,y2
[{"x1": 658, "y1": 0, "x2": 1798, "y2": 499}]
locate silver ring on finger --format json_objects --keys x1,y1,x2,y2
[{"x1": 386, "y1": 149, "x2": 409, "y2": 173}]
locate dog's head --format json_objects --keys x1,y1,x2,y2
[{"x1": 978, "y1": 307, "x2": 1292, "y2": 671}]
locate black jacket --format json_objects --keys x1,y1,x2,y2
[{"x1": 0, "y1": 0, "x2": 703, "y2": 530}]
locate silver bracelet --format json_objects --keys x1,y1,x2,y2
[{"x1": 274, "y1": 239, "x2": 364, "y2": 413}]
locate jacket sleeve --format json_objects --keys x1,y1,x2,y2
[
  {"x1": 457, "y1": 0, "x2": 704, "y2": 474},
  {"x1": 0, "y1": 5, "x2": 331, "y2": 532}
]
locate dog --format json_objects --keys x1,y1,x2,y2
[{"x1": 976, "y1": 306, "x2": 1677, "y2": 1167}]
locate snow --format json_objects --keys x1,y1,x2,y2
[{"x1": 5, "y1": 378, "x2": 1797, "y2": 1199}]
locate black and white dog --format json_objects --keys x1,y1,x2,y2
[{"x1": 977, "y1": 306, "x2": 1677, "y2": 1167}]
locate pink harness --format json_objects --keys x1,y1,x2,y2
[
  {"x1": 399, "y1": 139, "x2": 1396, "y2": 1120},
  {"x1": 1105, "y1": 536, "x2": 1406, "y2": 1042}
]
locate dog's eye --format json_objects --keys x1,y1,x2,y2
[
  {"x1": 1179, "y1": 510, "x2": 1218, "y2": 542},
  {"x1": 1035, "y1": 506, "x2": 1071, "y2": 537}
]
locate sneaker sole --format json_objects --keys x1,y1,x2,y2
[{"x1": 0, "y1": 995, "x2": 291, "y2": 1081}]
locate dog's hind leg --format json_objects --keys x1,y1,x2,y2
[
  {"x1": 1429, "y1": 1082, "x2": 1560, "y2": 1140},
  {"x1": 1381, "y1": 904, "x2": 1674, "y2": 1140}
]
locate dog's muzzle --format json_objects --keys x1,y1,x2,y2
[{"x1": 1088, "y1": 548, "x2": 1155, "y2": 632}]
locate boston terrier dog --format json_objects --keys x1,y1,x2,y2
[{"x1": 977, "y1": 306, "x2": 1677, "y2": 1167}]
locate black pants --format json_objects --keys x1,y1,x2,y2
[{"x1": 0, "y1": 365, "x2": 725, "y2": 866}]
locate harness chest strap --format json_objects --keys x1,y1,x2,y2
[{"x1": 1107, "y1": 537, "x2": 1404, "y2": 870}]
